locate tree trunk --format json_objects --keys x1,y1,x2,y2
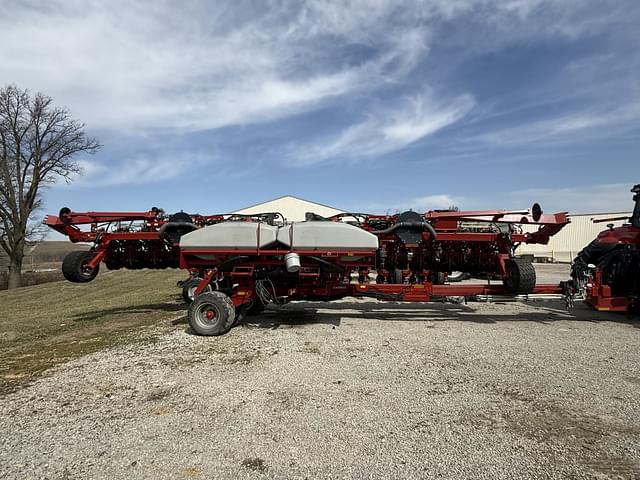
[{"x1": 7, "y1": 255, "x2": 23, "y2": 289}]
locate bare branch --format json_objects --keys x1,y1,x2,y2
[{"x1": 0, "y1": 84, "x2": 101, "y2": 287}]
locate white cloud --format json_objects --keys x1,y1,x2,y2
[
  {"x1": 472, "y1": 99, "x2": 640, "y2": 147},
  {"x1": 410, "y1": 194, "x2": 462, "y2": 210},
  {"x1": 0, "y1": 1, "x2": 432, "y2": 133},
  {"x1": 1, "y1": 0, "x2": 625, "y2": 135},
  {"x1": 70, "y1": 153, "x2": 211, "y2": 187},
  {"x1": 288, "y1": 91, "x2": 475, "y2": 164}
]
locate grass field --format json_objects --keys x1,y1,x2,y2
[{"x1": 0, "y1": 269, "x2": 186, "y2": 394}]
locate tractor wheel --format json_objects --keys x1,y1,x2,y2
[
  {"x1": 246, "y1": 300, "x2": 266, "y2": 316},
  {"x1": 188, "y1": 292, "x2": 236, "y2": 336},
  {"x1": 62, "y1": 251, "x2": 100, "y2": 283},
  {"x1": 181, "y1": 277, "x2": 213, "y2": 304},
  {"x1": 503, "y1": 258, "x2": 536, "y2": 294}
]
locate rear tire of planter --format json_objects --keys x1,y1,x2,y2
[
  {"x1": 188, "y1": 292, "x2": 236, "y2": 336},
  {"x1": 62, "y1": 251, "x2": 100, "y2": 283},
  {"x1": 181, "y1": 277, "x2": 213, "y2": 304},
  {"x1": 503, "y1": 258, "x2": 536, "y2": 294}
]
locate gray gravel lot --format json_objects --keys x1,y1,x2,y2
[{"x1": 1, "y1": 265, "x2": 640, "y2": 479}]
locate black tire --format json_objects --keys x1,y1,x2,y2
[
  {"x1": 169, "y1": 211, "x2": 192, "y2": 223},
  {"x1": 105, "y1": 258, "x2": 122, "y2": 270},
  {"x1": 432, "y1": 271, "x2": 445, "y2": 285},
  {"x1": 181, "y1": 277, "x2": 212, "y2": 304},
  {"x1": 232, "y1": 307, "x2": 246, "y2": 327},
  {"x1": 246, "y1": 300, "x2": 266, "y2": 316},
  {"x1": 391, "y1": 268, "x2": 404, "y2": 284},
  {"x1": 503, "y1": 258, "x2": 536, "y2": 294},
  {"x1": 58, "y1": 207, "x2": 71, "y2": 222},
  {"x1": 188, "y1": 292, "x2": 236, "y2": 336},
  {"x1": 62, "y1": 251, "x2": 100, "y2": 283}
]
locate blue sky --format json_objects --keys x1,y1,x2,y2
[{"x1": 1, "y1": 0, "x2": 639, "y2": 220}]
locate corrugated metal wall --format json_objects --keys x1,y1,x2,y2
[{"x1": 517, "y1": 212, "x2": 632, "y2": 262}]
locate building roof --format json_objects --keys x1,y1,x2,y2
[
  {"x1": 233, "y1": 195, "x2": 343, "y2": 213},
  {"x1": 232, "y1": 195, "x2": 344, "y2": 222},
  {"x1": 568, "y1": 211, "x2": 631, "y2": 217}
]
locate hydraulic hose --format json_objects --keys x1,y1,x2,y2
[
  {"x1": 158, "y1": 221, "x2": 198, "y2": 238},
  {"x1": 304, "y1": 256, "x2": 345, "y2": 273},
  {"x1": 217, "y1": 255, "x2": 250, "y2": 271},
  {"x1": 370, "y1": 221, "x2": 437, "y2": 239}
]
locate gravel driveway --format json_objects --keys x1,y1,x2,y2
[{"x1": 1, "y1": 266, "x2": 639, "y2": 479}]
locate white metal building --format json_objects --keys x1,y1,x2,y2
[
  {"x1": 233, "y1": 195, "x2": 343, "y2": 222},
  {"x1": 233, "y1": 196, "x2": 631, "y2": 263},
  {"x1": 517, "y1": 212, "x2": 632, "y2": 263}
]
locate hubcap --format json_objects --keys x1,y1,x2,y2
[{"x1": 197, "y1": 303, "x2": 221, "y2": 325}]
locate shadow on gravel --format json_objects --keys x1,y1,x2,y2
[
  {"x1": 240, "y1": 301, "x2": 640, "y2": 329},
  {"x1": 71, "y1": 301, "x2": 186, "y2": 323},
  {"x1": 240, "y1": 305, "x2": 343, "y2": 330}
]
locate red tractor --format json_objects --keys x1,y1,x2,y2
[{"x1": 570, "y1": 184, "x2": 640, "y2": 312}]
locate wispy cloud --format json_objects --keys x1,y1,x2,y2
[
  {"x1": 288, "y1": 91, "x2": 475, "y2": 164},
  {"x1": 471, "y1": 101, "x2": 640, "y2": 147},
  {"x1": 511, "y1": 183, "x2": 633, "y2": 214},
  {"x1": 2, "y1": 1, "x2": 627, "y2": 134},
  {"x1": 4, "y1": 0, "x2": 638, "y2": 206},
  {"x1": 348, "y1": 193, "x2": 463, "y2": 214},
  {"x1": 0, "y1": 1, "x2": 432, "y2": 133},
  {"x1": 410, "y1": 194, "x2": 462, "y2": 210},
  {"x1": 70, "y1": 153, "x2": 212, "y2": 187},
  {"x1": 464, "y1": 37, "x2": 640, "y2": 148}
]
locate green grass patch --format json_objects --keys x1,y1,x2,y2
[{"x1": 0, "y1": 269, "x2": 187, "y2": 394}]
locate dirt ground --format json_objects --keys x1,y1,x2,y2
[{"x1": 1, "y1": 265, "x2": 639, "y2": 479}]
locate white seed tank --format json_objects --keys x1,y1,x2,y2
[
  {"x1": 180, "y1": 222, "x2": 279, "y2": 250},
  {"x1": 277, "y1": 222, "x2": 379, "y2": 250},
  {"x1": 180, "y1": 220, "x2": 379, "y2": 251}
]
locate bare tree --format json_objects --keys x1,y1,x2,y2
[{"x1": 0, "y1": 85, "x2": 100, "y2": 289}]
